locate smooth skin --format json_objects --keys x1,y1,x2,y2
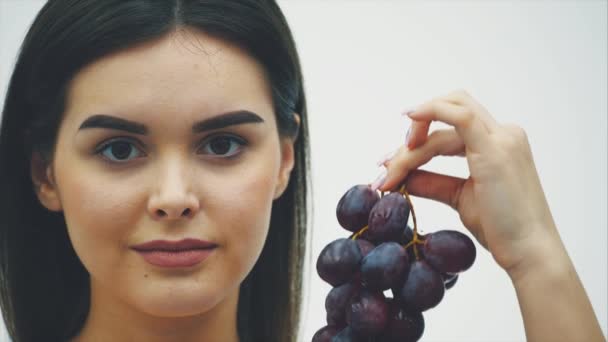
[
  {"x1": 377, "y1": 90, "x2": 605, "y2": 342},
  {"x1": 31, "y1": 29, "x2": 298, "y2": 342}
]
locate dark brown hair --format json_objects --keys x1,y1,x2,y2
[{"x1": 0, "y1": 1, "x2": 310, "y2": 341}]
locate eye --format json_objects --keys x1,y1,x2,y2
[
  {"x1": 96, "y1": 138, "x2": 144, "y2": 163},
  {"x1": 199, "y1": 134, "x2": 247, "y2": 158}
]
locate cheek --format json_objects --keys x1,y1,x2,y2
[
  {"x1": 207, "y1": 150, "x2": 280, "y2": 279},
  {"x1": 57, "y1": 168, "x2": 143, "y2": 273}
]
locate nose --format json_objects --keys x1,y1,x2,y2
[{"x1": 147, "y1": 160, "x2": 200, "y2": 221}]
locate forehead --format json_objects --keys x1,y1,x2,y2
[{"x1": 64, "y1": 28, "x2": 273, "y2": 126}]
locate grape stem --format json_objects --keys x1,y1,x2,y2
[
  {"x1": 398, "y1": 183, "x2": 425, "y2": 260},
  {"x1": 351, "y1": 225, "x2": 369, "y2": 240}
]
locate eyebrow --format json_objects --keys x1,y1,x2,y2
[{"x1": 78, "y1": 110, "x2": 265, "y2": 135}]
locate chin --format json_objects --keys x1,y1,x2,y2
[
  {"x1": 137, "y1": 294, "x2": 220, "y2": 318},
  {"x1": 128, "y1": 282, "x2": 225, "y2": 318}
]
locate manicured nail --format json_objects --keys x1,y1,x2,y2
[
  {"x1": 370, "y1": 169, "x2": 387, "y2": 191},
  {"x1": 405, "y1": 127, "x2": 412, "y2": 146},
  {"x1": 401, "y1": 107, "x2": 417, "y2": 116},
  {"x1": 376, "y1": 148, "x2": 398, "y2": 167},
  {"x1": 406, "y1": 110, "x2": 424, "y2": 119}
]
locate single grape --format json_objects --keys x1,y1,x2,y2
[
  {"x1": 443, "y1": 274, "x2": 459, "y2": 290},
  {"x1": 355, "y1": 239, "x2": 375, "y2": 258},
  {"x1": 326, "y1": 282, "x2": 361, "y2": 327},
  {"x1": 396, "y1": 225, "x2": 414, "y2": 245},
  {"x1": 331, "y1": 326, "x2": 365, "y2": 342},
  {"x1": 312, "y1": 325, "x2": 342, "y2": 342},
  {"x1": 423, "y1": 230, "x2": 476, "y2": 274},
  {"x1": 399, "y1": 260, "x2": 445, "y2": 312},
  {"x1": 360, "y1": 242, "x2": 409, "y2": 291},
  {"x1": 337, "y1": 185, "x2": 380, "y2": 232},
  {"x1": 347, "y1": 290, "x2": 389, "y2": 336},
  {"x1": 380, "y1": 298, "x2": 425, "y2": 342},
  {"x1": 368, "y1": 193, "x2": 410, "y2": 241},
  {"x1": 317, "y1": 238, "x2": 363, "y2": 286},
  {"x1": 358, "y1": 224, "x2": 413, "y2": 246}
]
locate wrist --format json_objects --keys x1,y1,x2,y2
[{"x1": 506, "y1": 227, "x2": 573, "y2": 287}]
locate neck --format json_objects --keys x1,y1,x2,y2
[{"x1": 71, "y1": 279, "x2": 240, "y2": 342}]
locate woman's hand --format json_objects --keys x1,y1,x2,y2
[{"x1": 375, "y1": 89, "x2": 560, "y2": 278}]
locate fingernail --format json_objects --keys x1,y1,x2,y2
[
  {"x1": 370, "y1": 169, "x2": 387, "y2": 191},
  {"x1": 376, "y1": 148, "x2": 398, "y2": 167},
  {"x1": 401, "y1": 107, "x2": 417, "y2": 116},
  {"x1": 405, "y1": 127, "x2": 412, "y2": 146},
  {"x1": 407, "y1": 110, "x2": 425, "y2": 119}
]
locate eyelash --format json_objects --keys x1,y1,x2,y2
[{"x1": 94, "y1": 134, "x2": 248, "y2": 164}]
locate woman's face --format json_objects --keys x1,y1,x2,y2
[{"x1": 34, "y1": 29, "x2": 295, "y2": 318}]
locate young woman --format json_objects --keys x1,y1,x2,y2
[{"x1": 0, "y1": 1, "x2": 603, "y2": 342}]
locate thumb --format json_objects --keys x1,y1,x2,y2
[{"x1": 403, "y1": 169, "x2": 466, "y2": 210}]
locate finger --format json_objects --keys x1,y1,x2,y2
[
  {"x1": 379, "y1": 129, "x2": 465, "y2": 191},
  {"x1": 406, "y1": 119, "x2": 431, "y2": 150},
  {"x1": 407, "y1": 101, "x2": 491, "y2": 154},
  {"x1": 404, "y1": 101, "x2": 470, "y2": 150},
  {"x1": 442, "y1": 89, "x2": 500, "y2": 131},
  {"x1": 376, "y1": 146, "x2": 400, "y2": 167},
  {"x1": 404, "y1": 169, "x2": 466, "y2": 210},
  {"x1": 386, "y1": 129, "x2": 465, "y2": 168},
  {"x1": 403, "y1": 90, "x2": 499, "y2": 150}
]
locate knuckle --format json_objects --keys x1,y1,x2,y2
[
  {"x1": 496, "y1": 124, "x2": 528, "y2": 151},
  {"x1": 495, "y1": 132, "x2": 516, "y2": 149},
  {"x1": 514, "y1": 126, "x2": 528, "y2": 142},
  {"x1": 429, "y1": 100, "x2": 441, "y2": 111},
  {"x1": 455, "y1": 89, "x2": 471, "y2": 99},
  {"x1": 503, "y1": 124, "x2": 528, "y2": 142},
  {"x1": 390, "y1": 149, "x2": 409, "y2": 167},
  {"x1": 455, "y1": 109, "x2": 475, "y2": 127}
]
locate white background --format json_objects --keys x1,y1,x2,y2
[{"x1": 1, "y1": 1, "x2": 606, "y2": 341}]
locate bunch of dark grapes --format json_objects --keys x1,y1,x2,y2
[{"x1": 312, "y1": 184, "x2": 477, "y2": 342}]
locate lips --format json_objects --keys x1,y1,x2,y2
[
  {"x1": 131, "y1": 238, "x2": 217, "y2": 268},
  {"x1": 131, "y1": 238, "x2": 218, "y2": 252}
]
